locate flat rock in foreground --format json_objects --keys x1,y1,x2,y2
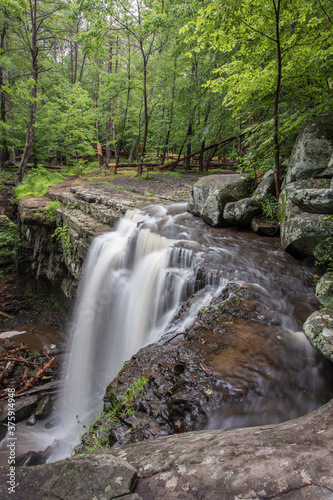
[{"x1": 1, "y1": 401, "x2": 332, "y2": 499}]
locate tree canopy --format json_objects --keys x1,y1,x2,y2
[{"x1": 0, "y1": 0, "x2": 332, "y2": 188}]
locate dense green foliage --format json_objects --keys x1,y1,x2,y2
[
  {"x1": 15, "y1": 168, "x2": 64, "y2": 201},
  {"x1": 0, "y1": 215, "x2": 20, "y2": 272},
  {"x1": 0, "y1": 0, "x2": 332, "y2": 182},
  {"x1": 314, "y1": 237, "x2": 333, "y2": 272}
]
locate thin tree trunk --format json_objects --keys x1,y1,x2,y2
[
  {"x1": 105, "y1": 27, "x2": 113, "y2": 166},
  {"x1": 0, "y1": 22, "x2": 8, "y2": 170},
  {"x1": 138, "y1": 47, "x2": 148, "y2": 176},
  {"x1": 78, "y1": 53, "x2": 87, "y2": 83},
  {"x1": 184, "y1": 122, "x2": 192, "y2": 170},
  {"x1": 273, "y1": 0, "x2": 282, "y2": 198},
  {"x1": 199, "y1": 103, "x2": 210, "y2": 171},
  {"x1": 117, "y1": 37, "x2": 131, "y2": 168},
  {"x1": 16, "y1": 0, "x2": 38, "y2": 184},
  {"x1": 111, "y1": 36, "x2": 119, "y2": 174},
  {"x1": 161, "y1": 62, "x2": 177, "y2": 165}
]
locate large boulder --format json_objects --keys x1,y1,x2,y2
[
  {"x1": 316, "y1": 272, "x2": 333, "y2": 309},
  {"x1": 303, "y1": 309, "x2": 333, "y2": 362},
  {"x1": 279, "y1": 179, "x2": 331, "y2": 222},
  {"x1": 0, "y1": 395, "x2": 39, "y2": 424},
  {"x1": 2, "y1": 401, "x2": 333, "y2": 499},
  {"x1": 223, "y1": 197, "x2": 262, "y2": 226},
  {"x1": 187, "y1": 174, "x2": 251, "y2": 226},
  {"x1": 253, "y1": 169, "x2": 276, "y2": 200},
  {"x1": 280, "y1": 213, "x2": 333, "y2": 257},
  {"x1": 285, "y1": 113, "x2": 333, "y2": 183}
]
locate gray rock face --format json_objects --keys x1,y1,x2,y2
[
  {"x1": 279, "y1": 115, "x2": 333, "y2": 259},
  {"x1": 316, "y1": 272, "x2": 333, "y2": 309},
  {"x1": 187, "y1": 174, "x2": 251, "y2": 226},
  {"x1": 279, "y1": 179, "x2": 330, "y2": 223},
  {"x1": 2, "y1": 401, "x2": 333, "y2": 500},
  {"x1": 35, "y1": 396, "x2": 53, "y2": 420},
  {"x1": 0, "y1": 452, "x2": 139, "y2": 500},
  {"x1": 303, "y1": 309, "x2": 333, "y2": 362},
  {"x1": 289, "y1": 188, "x2": 333, "y2": 214},
  {"x1": 253, "y1": 169, "x2": 276, "y2": 200},
  {"x1": 251, "y1": 217, "x2": 279, "y2": 236},
  {"x1": 0, "y1": 395, "x2": 38, "y2": 424},
  {"x1": 280, "y1": 213, "x2": 333, "y2": 257},
  {"x1": 286, "y1": 113, "x2": 333, "y2": 183},
  {"x1": 223, "y1": 197, "x2": 262, "y2": 226}
]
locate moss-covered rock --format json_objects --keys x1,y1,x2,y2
[
  {"x1": 303, "y1": 309, "x2": 333, "y2": 362},
  {"x1": 223, "y1": 198, "x2": 262, "y2": 226},
  {"x1": 316, "y1": 273, "x2": 333, "y2": 309},
  {"x1": 280, "y1": 213, "x2": 333, "y2": 258},
  {"x1": 286, "y1": 113, "x2": 333, "y2": 183},
  {"x1": 187, "y1": 174, "x2": 251, "y2": 226}
]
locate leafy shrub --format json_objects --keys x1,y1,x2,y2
[
  {"x1": 314, "y1": 237, "x2": 333, "y2": 272},
  {"x1": 42, "y1": 201, "x2": 63, "y2": 222},
  {"x1": 52, "y1": 224, "x2": 72, "y2": 249},
  {"x1": 15, "y1": 167, "x2": 64, "y2": 201},
  {"x1": 261, "y1": 194, "x2": 279, "y2": 222},
  {"x1": 0, "y1": 215, "x2": 21, "y2": 271}
]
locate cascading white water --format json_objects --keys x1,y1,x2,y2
[
  {"x1": 57, "y1": 206, "x2": 223, "y2": 455},
  {"x1": 1, "y1": 202, "x2": 332, "y2": 465}
]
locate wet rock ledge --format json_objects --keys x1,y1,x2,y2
[
  {"x1": 0, "y1": 400, "x2": 332, "y2": 499},
  {"x1": 18, "y1": 174, "x2": 198, "y2": 300}
]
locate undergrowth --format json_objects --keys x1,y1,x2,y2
[
  {"x1": 38, "y1": 200, "x2": 63, "y2": 222},
  {"x1": 261, "y1": 194, "x2": 279, "y2": 222},
  {"x1": 0, "y1": 215, "x2": 21, "y2": 274},
  {"x1": 76, "y1": 377, "x2": 147, "y2": 453},
  {"x1": 15, "y1": 167, "x2": 64, "y2": 201}
]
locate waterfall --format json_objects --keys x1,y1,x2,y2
[{"x1": 58, "y1": 206, "x2": 222, "y2": 451}]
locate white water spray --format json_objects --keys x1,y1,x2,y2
[{"x1": 57, "y1": 207, "x2": 222, "y2": 454}]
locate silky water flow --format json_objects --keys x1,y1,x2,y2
[{"x1": 1, "y1": 202, "x2": 332, "y2": 463}]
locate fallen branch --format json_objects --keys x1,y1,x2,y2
[
  {"x1": 163, "y1": 331, "x2": 184, "y2": 345},
  {"x1": 16, "y1": 357, "x2": 55, "y2": 394},
  {"x1": 11, "y1": 380, "x2": 63, "y2": 399},
  {"x1": 159, "y1": 135, "x2": 245, "y2": 171},
  {"x1": 0, "y1": 361, "x2": 15, "y2": 383},
  {"x1": 0, "y1": 311, "x2": 14, "y2": 319}
]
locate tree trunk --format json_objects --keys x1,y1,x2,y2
[
  {"x1": 117, "y1": 38, "x2": 131, "y2": 168},
  {"x1": 78, "y1": 53, "x2": 87, "y2": 83},
  {"x1": 199, "y1": 104, "x2": 210, "y2": 172},
  {"x1": 97, "y1": 142, "x2": 103, "y2": 168},
  {"x1": 184, "y1": 123, "x2": 192, "y2": 170},
  {"x1": 273, "y1": 0, "x2": 282, "y2": 198},
  {"x1": 138, "y1": 48, "x2": 148, "y2": 176},
  {"x1": 105, "y1": 27, "x2": 113, "y2": 166},
  {"x1": 16, "y1": 0, "x2": 38, "y2": 184},
  {"x1": 0, "y1": 22, "x2": 8, "y2": 170}
]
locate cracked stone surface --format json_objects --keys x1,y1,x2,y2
[
  {"x1": 0, "y1": 452, "x2": 139, "y2": 500},
  {"x1": 1, "y1": 401, "x2": 332, "y2": 499}
]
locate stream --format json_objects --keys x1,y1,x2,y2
[{"x1": 1, "y1": 201, "x2": 333, "y2": 463}]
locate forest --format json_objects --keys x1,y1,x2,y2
[{"x1": 0, "y1": 0, "x2": 333, "y2": 188}]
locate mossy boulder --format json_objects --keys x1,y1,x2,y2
[
  {"x1": 316, "y1": 273, "x2": 333, "y2": 309},
  {"x1": 303, "y1": 309, "x2": 333, "y2": 362},
  {"x1": 280, "y1": 213, "x2": 333, "y2": 258},
  {"x1": 253, "y1": 169, "x2": 276, "y2": 200},
  {"x1": 187, "y1": 174, "x2": 251, "y2": 226},
  {"x1": 286, "y1": 113, "x2": 333, "y2": 183},
  {"x1": 223, "y1": 198, "x2": 262, "y2": 226}
]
